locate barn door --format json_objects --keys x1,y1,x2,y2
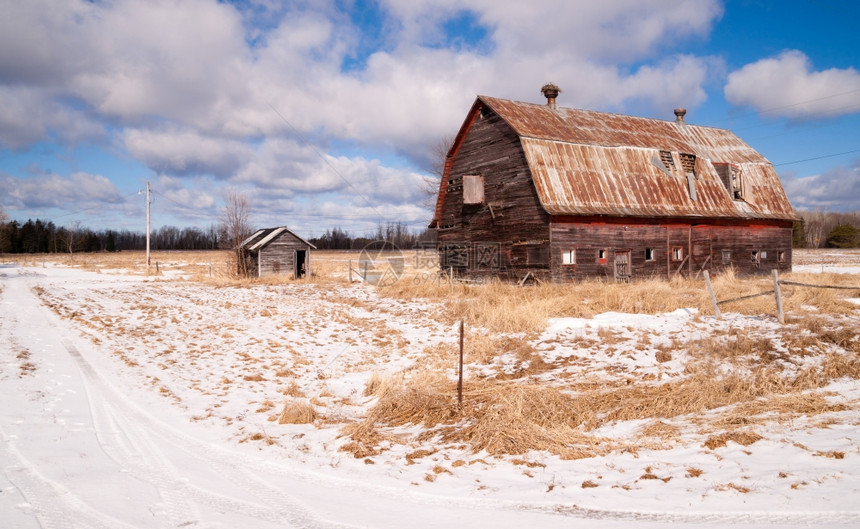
[{"x1": 614, "y1": 251, "x2": 631, "y2": 283}]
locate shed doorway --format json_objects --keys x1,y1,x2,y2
[{"x1": 295, "y1": 250, "x2": 307, "y2": 278}]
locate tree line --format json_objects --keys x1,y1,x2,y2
[
  {"x1": 2, "y1": 210, "x2": 857, "y2": 255},
  {"x1": 0, "y1": 216, "x2": 435, "y2": 255},
  {"x1": 308, "y1": 222, "x2": 436, "y2": 250},
  {"x1": 0, "y1": 218, "x2": 223, "y2": 254},
  {"x1": 794, "y1": 210, "x2": 860, "y2": 249}
]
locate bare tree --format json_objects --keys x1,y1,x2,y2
[
  {"x1": 219, "y1": 189, "x2": 253, "y2": 277},
  {"x1": 421, "y1": 134, "x2": 454, "y2": 211}
]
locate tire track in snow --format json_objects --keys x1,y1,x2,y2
[
  {"x1": 35, "y1": 289, "x2": 357, "y2": 527},
  {"x1": 11, "y1": 271, "x2": 860, "y2": 528}
]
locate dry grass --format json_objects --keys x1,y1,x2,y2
[
  {"x1": 342, "y1": 329, "x2": 860, "y2": 459},
  {"x1": 278, "y1": 399, "x2": 317, "y2": 424}
]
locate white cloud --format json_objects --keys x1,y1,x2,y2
[
  {"x1": 1, "y1": 0, "x2": 730, "y2": 229},
  {"x1": 123, "y1": 128, "x2": 252, "y2": 178},
  {"x1": 0, "y1": 170, "x2": 123, "y2": 210},
  {"x1": 781, "y1": 160, "x2": 860, "y2": 211},
  {"x1": 725, "y1": 50, "x2": 860, "y2": 119}
]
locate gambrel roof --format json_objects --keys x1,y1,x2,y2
[{"x1": 435, "y1": 95, "x2": 796, "y2": 222}]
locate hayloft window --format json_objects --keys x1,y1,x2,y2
[
  {"x1": 679, "y1": 153, "x2": 696, "y2": 176},
  {"x1": 652, "y1": 150, "x2": 676, "y2": 177},
  {"x1": 644, "y1": 248, "x2": 655, "y2": 261},
  {"x1": 660, "y1": 151, "x2": 675, "y2": 170},
  {"x1": 714, "y1": 163, "x2": 744, "y2": 200},
  {"x1": 462, "y1": 174, "x2": 485, "y2": 205},
  {"x1": 671, "y1": 247, "x2": 684, "y2": 261},
  {"x1": 562, "y1": 249, "x2": 576, "y2": 265}
]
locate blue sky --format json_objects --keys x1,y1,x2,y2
[{"x1": 1, "y1": 0, "x2": 859, "y2": 238}]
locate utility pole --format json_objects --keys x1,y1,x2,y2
[{"x1": 146, "y1": 181, "x2": 151, "y2": 268}]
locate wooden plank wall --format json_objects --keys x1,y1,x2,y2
[
  {"x1": 550, "y1": 217, "x2": 792, "y2": 281},
  {"x1": 437, "y1": 106, "x2": 551, "y2": 277},
  {"x1": 258, "y1": 233, "x2": 311, "y2": 277}
]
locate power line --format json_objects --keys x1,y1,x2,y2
[
  {"x1": 703, "y1": 87, "x2": 860, "y2": 127},
  {"x1": 774, "y1": 148, "x2": 860, "y2": 167}
]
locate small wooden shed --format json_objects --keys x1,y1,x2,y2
[{"x1": 240, "y1": 227, "x2": 316, "y2": 278}]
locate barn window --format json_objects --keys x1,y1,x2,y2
[
  {"x1": 671, "y1": 247, "x2": 684, "y2": 261},
  {"x1": 463, "y1": 174, "x2": 485, "y2": 204},
  {"x1": 751, "y1": 250, "x2": 760, "y2": 265},
  {"x1": 644, "y1": 248, "x2": 655, "y2": 261},
  {"x1": 562, "y1": 249, "x2": 576, "y2": 265},
  {"x1": 660, "y1": 151, "x2": 675, "y2": 170},
  {"x1": 778, "y1": 250, "x2": 786, "y2": 262},
  {"x1": 760, "y1": 251, "x2": 768, "y2": 260},
  {"x1": 722, "y1": 250, "x2": 732, "y2": 264},
  {"x1": 597, "y1": 249, "x2": 608, "y2": 263},
  {"x1": 679, "y1": 153, "x2": 696, "y2": 176},
  {"x1": 714, "y1": 163, "x2": 744, "y2": 200}
]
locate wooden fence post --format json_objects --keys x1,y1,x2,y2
[
  {"x1": 458, "y1": 320, "x2": 464, "y2": 407},
  {"x1": 703, "y1": 270, "x2": 721, "y2": 319},
  {"x1": 349, "y1": 259, "x2": 352, "y2": 282},
  {"x1": 773, "y1": 269, "x2": 784, "y2": 324}
]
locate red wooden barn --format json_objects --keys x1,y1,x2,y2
[{"x1": 429, "y1": 85, "x2": 797, "y2": 282}]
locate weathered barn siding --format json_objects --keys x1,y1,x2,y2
[
  {"x1": 431, "y1": 93, "x2": 797, "y2": 282},
  {"x1": 549, "y1": 217, "x2": 792, "y2": 281},
  {"x1": 241, "y1": 227, "x2": 315, "y2": 279},
  {"x1": 436, "y1": 106, "x2": 550, "y2": 277}
]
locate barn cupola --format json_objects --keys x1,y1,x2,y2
[
  {"x1": 674, "y1": 108, "x2": 687, "y2": 123},
  {"x1": 541, "y1": 83, "x2": 561, "y2": 110}
]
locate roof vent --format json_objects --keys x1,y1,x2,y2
[
  {"x1": 674, "y1": 108, "x2": 687, "y2": 123},
  {"x1": 541, "y1": 83, "x2": 561, "y2": 110}
]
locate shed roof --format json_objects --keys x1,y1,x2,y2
[
  {"x1": 438, "y1": 96, "x2": 796, "y2": 221},
  {"x1": 241, "y1": 227, "x2": 316, "y2": 252}
]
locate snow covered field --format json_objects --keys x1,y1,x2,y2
[{"x1": 1, "y1": 250, "x2": 859, "y2": 528}]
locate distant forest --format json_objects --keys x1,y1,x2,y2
[
  {"x1": 1, "y1": 211, "x2": 858, "y2": 254},
  {"x1": 0, "y1": 218, "x2": 436, "y2": 254}
]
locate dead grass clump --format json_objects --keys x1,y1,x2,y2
[
  {"x1": 640, "y1": 420, "x2": 680, "y2": 441},
  {"x1": 278, "y1": 399, "x2": 317, "y2": 424},
  {"x1": 364, "y1": 372, "x2": 385, "y2": 396},
  {"x1": 703, "y1": 431, "x2": 763, "y2": 450},
  {"x1": 342, "y1": 373, "x2": 608, "y2": 459}
]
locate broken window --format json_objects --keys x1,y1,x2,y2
[
  {"x1": 714, "y1": 163, "x2": 745, "y2": 200},
  {"x1": 597, "y1": 249, "x2": 608, "y2": 264},
  {"x1": 652, "y1": 150, "x2": 675, "y2": 176},
  {"x1": 671, "y1": 247, "x2": 684, "y2": 261},
  {"x1": 722, "y1": 250, "x2": 732, "y2": 264},
  {"x1": 644, "y1": 248, "x2": 655, "y2": 261},
  {"x1": 778, "y1": 251, "x2": 786, "y2": 263},
  {"x1": 680, "y1": 153, "x2": 697, "y2": 200},
  {"x1": 660, "y1": 151, "x2": 675, "y2": 170}
]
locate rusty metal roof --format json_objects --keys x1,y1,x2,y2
[
  {"x1": 241, "y1": 227, "x2": 317, "y2": 251},
  {"x1": 477, "y1": 96, "x2": 796, "y2": 220}
]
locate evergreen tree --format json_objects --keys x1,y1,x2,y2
[{"x1": 825, "y1": 224, "x2": 860, "y2": 248}]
